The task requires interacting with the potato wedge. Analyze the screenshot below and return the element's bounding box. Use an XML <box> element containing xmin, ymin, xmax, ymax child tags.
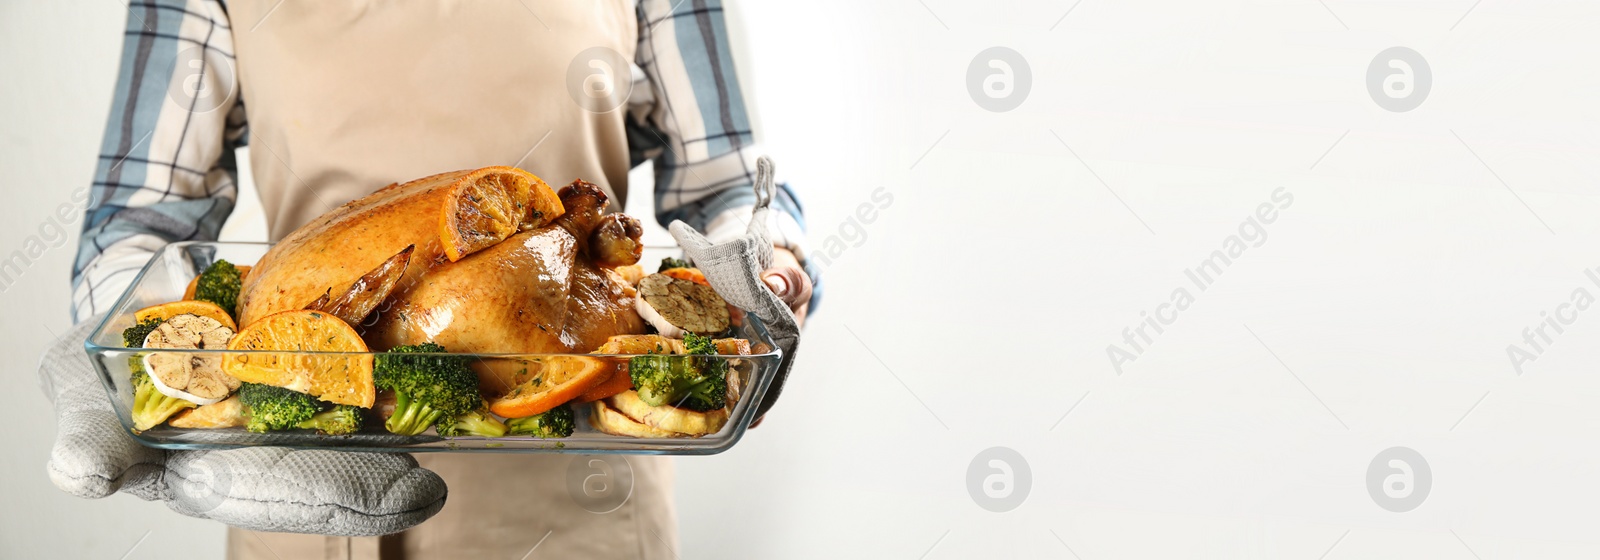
<box><xmin>168</xmin><ymin>394</ymin><xmax>247</xmax><ymax>429</ymax></box>
<box><xmin>589</xmin><ymin>400</ymin><xmax>681</xmax><ymax>438</ymax></box>
<box><xmin>607</xmin><ymin>390</ymin><xmax>727</xmax><ymax>435</ymax></box>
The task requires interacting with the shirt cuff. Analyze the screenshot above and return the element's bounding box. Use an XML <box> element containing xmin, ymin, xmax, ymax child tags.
<box><xmin>71</xmin><ymin>235</ymin><xmax>164</xmax><ymax>322</ymax></box>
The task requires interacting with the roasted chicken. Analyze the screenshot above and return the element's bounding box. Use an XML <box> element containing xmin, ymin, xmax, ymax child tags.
<box><xmin>238</xmin><ymin>168</ymin><xmax>647</xmax><ymax>393</ymax></box>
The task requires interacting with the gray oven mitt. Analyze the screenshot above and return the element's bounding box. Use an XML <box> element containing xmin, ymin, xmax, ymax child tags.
<box><xmin>39</xmin><ymin>316</ymin><xmax>446</xmax><ymax>536</ymax></box>
<box><xmin>669</xmin><ymin>156</ymin><xmax>802</xmax><ymax>420</ymax></box>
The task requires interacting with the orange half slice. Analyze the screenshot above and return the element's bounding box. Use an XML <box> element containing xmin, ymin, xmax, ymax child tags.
<box><xmin>222</xmin><ymin>309</ymin><xmax>375</xmax><ymax>407</ymax></box>
<box><xmin>489</xmin><ymin>356</ymin><xmax>609</xmax><ymax>418</ymax></box>
<box><xmin>438</xmin><ymin>167</ymin><xmax>564</xmax><ymax>262</ymax></box>
<box><xmin>135</xmin><ymin>300</ymin><xmax>237</xmax><ymax>332</ymax></box>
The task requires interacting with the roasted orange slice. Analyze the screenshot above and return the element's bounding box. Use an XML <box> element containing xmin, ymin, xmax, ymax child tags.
<box><xmin>438</xmin><ymin>167</ymin><xmax>564</xmax><ymax>262</ymax></box>
<box><xmin>221</xmin><ymin>309</ymin><xmax>375</xmax><ymax>407</ymax></box>
<box><xmin>660</xmin><ymin>267</ymin><xmax>709</xmax><ymax>287</ymax></box>
<box><xmin>576</xmin><ymin>363</ymin><xmax>633</xmax><ymax>403</ymax></box>
<box><xmin>611</xmin><ymin>264</ymin><xmax>646</xmax><ymax>286</ymax></box>
<box><xmin>135</xmin><ymin>300</ymin><xmax>237</xmax><ymax>332</ymax></box>
<box><xmin>488</xmin><ymin>356</ymin><xmax>609</xmax><ymax>418</ymax></box>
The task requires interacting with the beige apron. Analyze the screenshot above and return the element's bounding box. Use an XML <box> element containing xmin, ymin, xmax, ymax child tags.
<box><xmin>222</xmin><ymin>1</ymin><xmax>676</xmax><ymax>558</ymax></box>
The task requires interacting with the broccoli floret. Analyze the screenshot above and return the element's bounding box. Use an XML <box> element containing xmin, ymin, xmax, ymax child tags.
<box><xmin>124</xmin><ymin>318</ymin><xmax>167</xmax><ymax>390</ymax></box>
<box><xmin>239</xmin><ymin>383</ymin><xmax>363</xmax><ymax>434</ymax></box>
<box><xmin>130</xmin><ymin>368</ymin><xmax>196</xmax><ymax>431</ymax></box>
<box><xmin>239</xmin><ymin>382</ymin><xmax>320</xmax><ymax>433</ymax></box>
<box><xmin>376</xmin><ymin>343</ymin><xmax>483</xmax><ymax>436</ymax></box>
<box><xmin>506</xmin><ymin>405</ymin><xmax>575</xmax><ymax>438</ymax></box>
<box><xmin>297</xmin><ymin>405</ymin><xmax>363</xmax><ymax>435</ymax></box>
<box><xmin>628</xmin><ymin>332</ymin><xmax>727</xmax><ymax>411</ymax></box>
<box><xmin>437</xmin><ymin>407</ymin><xmax>508</xmax><ymax>438</ymax></box>
<box><xmin>658</xmin><ymin>256</ymin><xmax>692</xmax><ymax>272</ymax></box>
<box><xmin>681</xmin><ymin>331</ymin><xmax>718</xmax><ymax>355</ymax></box>
<box><xmin>194</xmin><ymin>259</ymin><xmax>243</xmax><ymax>320</ymax></box>
<box><xmin>127</xmin><ymin>315</ymin><xmax>189</xmax><ymax>434</ymax></box>
<box><xmin>123</xmin><ymin>318</ymin><xmax>164</xmax><ymax>348</ymax></box>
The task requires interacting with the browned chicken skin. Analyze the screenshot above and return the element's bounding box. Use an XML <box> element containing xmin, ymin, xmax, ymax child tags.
<box><xmin>367</xmin><ymin>183</ymin><xmax>644</xmax><ymax>393</ymax></box>
<box><xmin>238</xmin><ymin>169</ymin><xmax>647</xmax><ymax>395</ymax></box>
<box><xmin>590</xmin><ymin>214</ymin><xmax>644</xmax><ymax>268</ymax></box>
<box><xmin>552</xmin><ymin>181</ymin><xmax>645</xmax><ymax>269</ymax></box>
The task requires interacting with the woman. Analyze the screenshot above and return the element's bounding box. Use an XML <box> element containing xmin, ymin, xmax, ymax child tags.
<box><xmin>54</xmin><ymin>0</ymin><xmax>814</xmax><ymax>557</ymax></box>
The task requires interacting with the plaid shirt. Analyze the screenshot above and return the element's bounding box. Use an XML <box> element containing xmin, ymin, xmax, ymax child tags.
<box><xmin>73</xmin><ymin>0</ymin><xmax>813</xmax><ymax>321</ymax></box>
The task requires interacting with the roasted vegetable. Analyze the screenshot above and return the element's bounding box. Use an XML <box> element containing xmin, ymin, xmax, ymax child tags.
<box><xmin>657</xmin><ymin>256</ymin><xmax>691</xmax><ymax>272</ymax></box>
<box><xmin>375</xmin><ymin>343</ymin><xmax>482</xmax><ymax>436</ymax></box>
<box><xmin>595</xmin><ymin>334</ymin><xmax>749</xmax><ymax>356</ymax></box>
<box><xmin>297</xmin><ymin>405</ymin><xmax>364</xmax><ymax>435</ymax></box>
<box><xmin>437</xmin><ymin>407</ymin><xmax>508</xmax><ymax>438</ymax></box>
<box><xmin>506</xmin><ymin>404</ymin><xmax>575</xmax><ymax>438</ymax></box>
<box><xmin>628</xmin><ymin>332</ymin><xmax>727</xmax><ymax>411</ymax></box>
<box><xmin>608</xmin><ymin>389</ymin><xmax>727</xmax><ymax>435</ymax></box>
<box><xmin>194</xmin><ymin>259</ymin><xmax>243</xmax><ymax>320</ymax></box>
<box><xmin>141</xmin><ymin>314</ymin><xmax>238</xmax><ymax>405</ymax></box>
<box><xmin>589</xmin><ymin>399</ymin><xmax>678</xmax><ymax>438</ymax></box>
<box><xmin>123</xmin><ymin>317</ymin><xmax>163</xmax><ymax>348</ymax></box>
<box><xmin>126</xmin><ymin>318</ymin><xmax>195</xmax><ymax>431</ymax></box>
<box><xmin>131</xmin><ymin>368</ymin><xmax>196</xmax><ymax>431</ymax></box>
<box><xmin>239</xmin><ymin>382</ymin><xmax>320</xmax><ymax>432</ymax></box>
<box><xmin>635</xmin><ymin>273</ymin><xmax>730</xmax><ymax>337</ymax></box>
<box><xmin>169</xmin><ymin>395</ymin><xmax>247</xmax><ymax>429</ymax></box>
<box><xmin>238</xmin><ymin>382</ymin><xmax>361</xmax><ymax>435</ymax></box>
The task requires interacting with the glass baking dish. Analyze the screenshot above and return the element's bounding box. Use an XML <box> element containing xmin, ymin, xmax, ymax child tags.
<box><xmin>84</xmin><ymin>241</ymin><xmax>781</xmax><ymax>455</ymax></box>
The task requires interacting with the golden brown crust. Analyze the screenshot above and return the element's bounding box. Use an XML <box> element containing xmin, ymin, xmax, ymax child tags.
<box><xmin>305</xmin><ymin>244</ymin><xmax>414</xmax><ymax>327</ymax></box>
<box><xmin>588</xmin><ymin>214</ymin><xmax>643</xmax><ymax>268</ymax></box>
<box><xmin>365</xmin><ymin>226</ymin><xmax>646</xmax><ymax>394</ymax></box>
<box><xmin>242</xmin><ymin>168</ymin><xmax>645</xmax><ymax>369</ymax></box>
<box><xmin>240</xmin><ymin>167</ymin><xmax>558</xmax><ymax>326</ymax></box>
<box><xmin>240</xmin><ymin>169</ymin><xmax>468</xmax><ymax>327</ymax></box>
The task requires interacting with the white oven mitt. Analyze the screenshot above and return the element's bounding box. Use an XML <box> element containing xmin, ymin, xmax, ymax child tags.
<box><xmin>669</xmin><ymin>156</ymin><xmax>803</xmax><ymax>420</ymax></box>
<box><xmin>39</xmin><ymin>316</ymin><xmax>447</xmax><ymax>536</ymax></box>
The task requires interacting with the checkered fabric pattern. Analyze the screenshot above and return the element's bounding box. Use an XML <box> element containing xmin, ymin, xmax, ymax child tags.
<box><xmin>73</xmin><ymin>0</ymin><xmax>816</xmax><ymax>321</ymax></box>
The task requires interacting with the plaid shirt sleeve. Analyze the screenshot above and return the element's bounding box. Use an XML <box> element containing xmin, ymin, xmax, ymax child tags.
<box><xmin>631</xmin><ymin>0</ymin><xmax>819</xmax><ymax>306</ymax></box>
<box><xmin>72</xmin><ymin>0</ymin><xmax>245</xmax><ymax>322</ymax></box>
<box><xmin>75</xmin><ymin>0</ymin><xmax>810</xmax><ymax>322</ymax></box>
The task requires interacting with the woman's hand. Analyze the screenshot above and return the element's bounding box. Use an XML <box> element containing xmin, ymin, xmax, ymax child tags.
<box><xmin>763</xmin><ymin>247</ymin><xmax>812</xmax><ymax>327</ymax></box>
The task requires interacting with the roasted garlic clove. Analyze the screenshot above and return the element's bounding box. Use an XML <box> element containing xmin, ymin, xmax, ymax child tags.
<box><xmin>634</xmin><ymin>274</ymin><xmax>730</xmax><ymax>338</ymax></box>
<box><xmin>141</xmin><ymin>313</ymin><xmax>239</xmax><ymax>405</ymax></box>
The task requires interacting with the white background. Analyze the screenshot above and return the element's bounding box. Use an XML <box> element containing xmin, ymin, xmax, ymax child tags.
<box><xmin>6</xmin><ymin>0</ymin><xmax>1600</xmax><ymax>558</ymax></box>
